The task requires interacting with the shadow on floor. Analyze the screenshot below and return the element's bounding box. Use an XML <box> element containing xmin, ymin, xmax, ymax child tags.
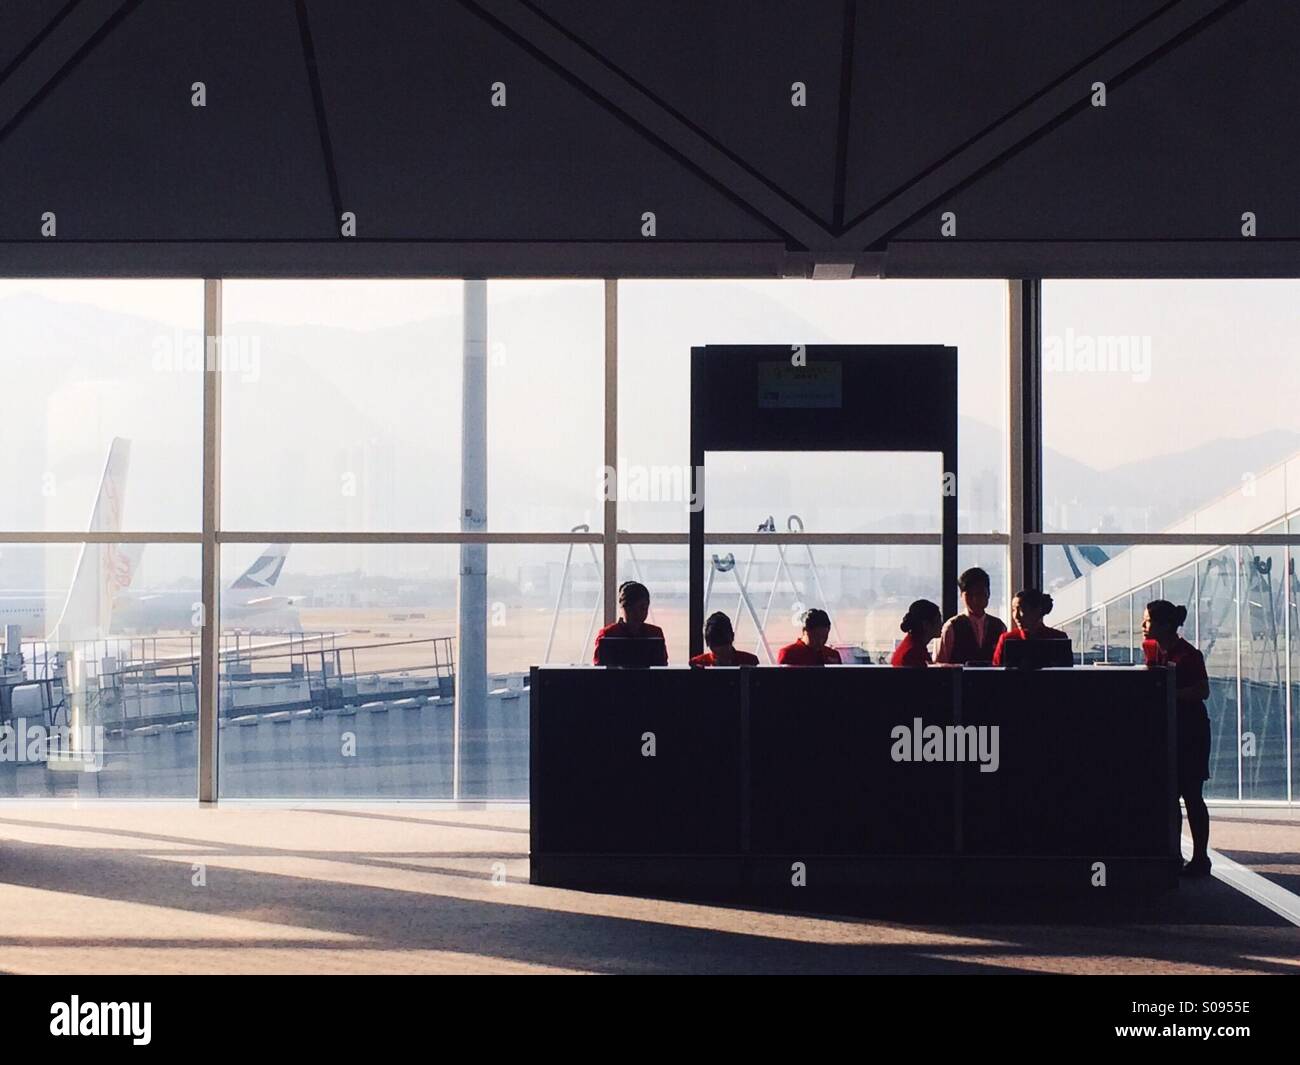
<box><xmin>0</xmin><ymin>814</ymin><xmax>1296</xmax><ymax>974</ymax></box>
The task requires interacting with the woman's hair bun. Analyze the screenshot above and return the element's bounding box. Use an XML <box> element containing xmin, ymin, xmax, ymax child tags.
<box><xmin>900</xmin><ymin>599</ymin><xmax>940</xmax><ymax>634</ymax></box>
<box><xmin>1144</xmin><ymin>599</ymin><xmax>1188</xmax><ymax>631</ymax></box>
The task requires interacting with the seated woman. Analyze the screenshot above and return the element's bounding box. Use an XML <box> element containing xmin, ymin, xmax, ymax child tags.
<box><xmin>991</xmin><ymin>589</ymin><xmax>1068</xmax><ymax>665</ymax></box>
<box><xmin>776</xmin><ymin>608</ymin><xmax>841</xmax><ymax>666</ymax></box>
<box><xmin>1141</xmin><ymin>599</ymin><xmax>1213</xmax><ymax>877</ymax></box>
<box><xmin>890</xmin><ymin>599</ymin><xmax>942</xmax><ymax>667</ymax></box>
<box><xmin>592</xmin><ymin>580</ymin><xmax>668</xmax><ymax>665</ymax></box>
<box><xmin>689</xmin><ymin>612</ymin><xmax>759</xmax><ymax>667</ymax></box>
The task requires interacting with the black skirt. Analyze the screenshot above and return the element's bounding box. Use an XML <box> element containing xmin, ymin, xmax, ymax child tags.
<box><xmin>1177</xmin><ymin>706</ymin><xmax>1211</xmax><ymax>786</ymax></box>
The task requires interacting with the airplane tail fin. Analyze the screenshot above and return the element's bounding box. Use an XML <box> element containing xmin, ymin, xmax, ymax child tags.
<box><xmin>230</xmin><ymin>543</ymin><xmax>290</xmax><ymax>590</ymax></box>
<box><xmin>1062</xmin><ymin>544</ymin><xmax>1111</xmax><ymax>581</ymax></box>
<box><xmin>48</xmin><ymin>438</ymin><xmax>132</xmax><ymax>642</ymax></box>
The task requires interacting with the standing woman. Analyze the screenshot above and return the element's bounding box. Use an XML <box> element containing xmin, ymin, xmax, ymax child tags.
<box><xmin>992</xmin><ymin>589</ymin><xmax>1068</xmax><ymax>665</ymax></box>
<box><xmin>935</xmin><ymin>566</ymin><xmax>1007</xmax><ymax>664</ymax></box>
<box><xmin>1142</xmin><ymin>599</ymin><xmax>1212</xmax><ymax>877</ymax></box>
<box><xmin>891</xmin><ymin>599</ymin><xmax>942</xmax><ymax>667</ymax></box>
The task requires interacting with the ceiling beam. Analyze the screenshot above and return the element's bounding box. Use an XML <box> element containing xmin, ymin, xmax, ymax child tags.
<box><xmin>0</xmin><ymin>0</ymin><xmax>143</xmax><ymax>149</ymax></box>
<box><xmin>831</xmin><ymin>0</ymin><xmax>1244</xmax><ymax>252</ymax></box>
<box><xmin>461</xmin><ymin>0</ymin><xmax>832</xmax><ymax>250</ymax></box>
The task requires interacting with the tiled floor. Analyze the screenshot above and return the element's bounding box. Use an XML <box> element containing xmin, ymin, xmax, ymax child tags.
<box><xmin>1206</xmin><ymin>806</ymin><xmax>1300</xmax><ymax>897</ymax></box>
<box><xmin>0</xmin><ymin>803</ymin><xmax>1296</xmax><ymax>974</ymax></box>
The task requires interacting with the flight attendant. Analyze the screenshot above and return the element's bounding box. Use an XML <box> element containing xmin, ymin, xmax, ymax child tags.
<box><xmin>777</xmin><ymin>608</ymin><xmax>841</xmax><ymax>665</ymax></box>
<box><xmin>689</xmin><ymin>612</ymin><xmax>759</xmax><ymax>667</ymax></box>
<box><xmin>991</xmin><ymin>589</ymin><xmax>1068</xmax><ymax>665</ymax></box>
<box><xmin>592</xmin><ymin>580</ymin><xmax>668</xmax><ymax>665</ymax></box>
<box><xmin>1142</xmin><ymin>599</ymin><xmax>1212</xmax><ymax>877</ymax></box>
<box><xmin>935</xmin><ymin>566</ymin><xmax>1007</xmax><ymax>664</ymax></box>
<box><xmin>891</xmin><ymin>599</ymin><xmax>942</xmax><ymax>667</ymax></box>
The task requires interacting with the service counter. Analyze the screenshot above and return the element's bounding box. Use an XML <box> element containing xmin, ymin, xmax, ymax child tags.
<box><xmin>530</xmin><ymin>664</ymin><xmax>1179</xmax><ymax>901</ymax></box>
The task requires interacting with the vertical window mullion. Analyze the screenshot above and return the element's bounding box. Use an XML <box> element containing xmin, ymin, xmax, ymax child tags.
<box><xmin>199</xmin><ymin>279</ymin><xmax>222</xmax><ymax>804</ymax></box>
<box><xmin>1008</xmin><ymin>281</ymin><xmax>1024</xmax><ymax>601</ymax></box>
<box><xmin>1022</xmin><ymin>279</ymin><xmax>1043</xmax><ymax>593</ymax></box>
<box><xmin>1236</xmin><ymin>545</ymin><xmax>1243</xmax><ymax>800</ymax></box>
<box><xmin>604</xmin><ymin>279</ymin><xmax>618</xmax><ymax>627</ymax></box>
<box><xmin>1286</xmin><ymin>544</ymin><xmax>1293</xmax><ymax>804</ymax></box>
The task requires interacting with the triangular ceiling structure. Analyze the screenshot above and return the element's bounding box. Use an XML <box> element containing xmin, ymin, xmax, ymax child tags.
<box><xmin>0</xmin><ymin>0</ymin><xmax>1291</xmax><ymax>274</ymax></box>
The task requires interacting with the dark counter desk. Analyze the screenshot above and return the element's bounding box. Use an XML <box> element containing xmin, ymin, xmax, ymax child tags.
<box><xmin>530</xmin><ymin>665</ymin><xmax>1179</xmax><ymax>902</ymax></box>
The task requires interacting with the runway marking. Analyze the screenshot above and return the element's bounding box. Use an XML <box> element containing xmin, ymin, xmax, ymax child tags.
<box><xmin>1183</xmin><ymin>836</ymin><xmax>1300</xmax><ymax>928</ymax></box>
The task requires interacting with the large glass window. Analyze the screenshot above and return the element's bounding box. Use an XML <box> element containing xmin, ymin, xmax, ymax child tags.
<box><xmin>484</xmin><ymin>282</ymin><xmax>604</xmax><ymax>532</ymax></box>
<box><xmin>9</xmin><ymin>275</ymin><xmax>1293</xmax><ymax>805</ymax></box>
<box><xmin>1043</xmin><ymin>280</ymin><xmax>1300</xmax><ymax>802</ymax></box>
<box><xmin>0</xmin><ymin>541</ymin><xmax>200</xmax><ymax>798</ymax></box>
<box><xmin>619</xmin><ymin>280</ymin><xmax>1009</xmax><ymax>535</ymax></box>
<box><xmin>217</xmin><ymin>543</ymin><xmax>459</xmax><ymax>799</ymax></box>
<box><xmin>1043</xmin><ymin>280</ymin><xmax>1300</xmax><ymax>540</ymax></box>
<box><xmin>1241</xmin><ymin>543</ymin><xmax>1288</xmax><ymax>800</ymax></box>
<box><xmin>220</xmin><ymin>280</ymin><xmax>604</xmax><ymax>533</ymax></box>
<box><xmin>1291</xmin><ymin>546</ymin><xmax>1300</xmax><ymax>802</ymax></box>
<box><xmin>0</xmin><ymin>280</ymin><xmax>203</xmax><ymax>531</ymax></box>
<box><xmin>704</xmin><ymin>452</ymin><xmax>945</xmax><ymax>534</ymax></box>
<box><xmin>220</xmin><ymin>280</ymin><xmax>464</xmax><ymax>532</ymax></box>
<box><xmin>617</xmin><ymin>543</ymin><xmax>943</xmax><ymax>667</ymax></box>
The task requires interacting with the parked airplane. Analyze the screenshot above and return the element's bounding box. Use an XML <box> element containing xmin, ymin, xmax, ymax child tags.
<box><xmin>0</xmin><ymin>439</ymin><xmax>299</xmax><ymax>641</ymax></box>
<box><xmin>111</xmin><ymin>543</ymin><xmax>301</xmax><ymax>635</ymax></box>
<box><xmin>0</xmin><ymin>438</ymin><xmax>133</xmax><ymax>641</ymax></box>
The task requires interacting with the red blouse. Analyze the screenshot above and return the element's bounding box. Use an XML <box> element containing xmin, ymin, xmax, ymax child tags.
<box><xmin>592</xmin><ymin>620</ymin><xmax>667</xmax><ymax>665</ymax></box>
<box><xmin>890</xmin><ymin>632</ymin><xmax>932</xmax><ymax>668</ymax></box>
<box><xmin>1142</xmin><ymin>636</ymin><xmax>1209</xmax><ymax>714</ymax></box>
<box><xmin>689</xmin><ymin>649</ymin><xmax>760</xmax><ymax>667</ymax></box>
<box><xmin>991</xmin><ymin>625</ymin><xmax>1069</xmax><ymax>666</ymax></box>
<box><xmin>776</xmin><ymin>640</ymin><xmax>842</xmax><ymax>666</ymax></box>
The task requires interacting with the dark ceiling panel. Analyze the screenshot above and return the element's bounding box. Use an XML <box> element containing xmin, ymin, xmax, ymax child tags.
<box><xmin>535</xmin><ymin>0</ymin><xmax>846</xmax><ymax>227</ymax></box>
<box><xmin>307</xmin><ymin>0</ymin><xmax>787</xmax><ymax>241</ymax></box>
<box><xmin>0</xmin><ymin>0</ymin><xmax>71</xmax><ymax>78</ymax></box>
<box><xmin>0</xmin><ymin>0</ymin><xmax>1293</xmax><ymax>275</ymax></box>
<box><xmin>0</xmin><ymin>0</ymin><xmax>334</xmax><ymax>240</ymax></box>
<box><xmin>890</xmin><ymin>0</ymin><xmax>1299</xmax><ymax>242</ymax></box>
<box><xmin>845</xmin><ymin>0</ymin><xmax>1170</xmax><ymax>224</ymax></box>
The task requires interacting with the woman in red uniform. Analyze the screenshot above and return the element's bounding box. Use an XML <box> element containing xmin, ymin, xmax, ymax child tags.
<box><xmin>890</xmin><ymin>599</ymin><xmax>942</xmax><ymax>667</ymax></box>
<box><xmin>992</xmin><ymin>589</ymin><xmax>1068</xmax><ymax>665</ymax></box>
<box><xmin>776</xmin><ymin>608</ymin><xmax>841</xmax><ymax>665</ymax></box>
<box><xmin>689</xmin><ymin>612</ymin><xmax>759</xmax><ymax>667</ymax></box>
<box><xmin>592</xmin><ymin>580</ymin><xmax>667</xmax><ymax>665</ymax></box>
<box><xmin>1142</xmin><ymin>599</ymin><xmax>1212</xmax><ymax>877</ymax></box>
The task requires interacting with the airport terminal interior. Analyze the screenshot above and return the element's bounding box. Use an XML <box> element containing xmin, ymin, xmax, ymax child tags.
<box><xmin>1</xmin><ymin>1</ymin><xmax>1299</xmax><ymax>977</ymax></box>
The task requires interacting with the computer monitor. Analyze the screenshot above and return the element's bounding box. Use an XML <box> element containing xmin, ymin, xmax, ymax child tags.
<box><xmin>595</xmin><ymin>636</ymin><xmax>669</xmax><ymax>668</ymax></box>
<box><xmin>1001</xmin><ymin>637</ymin><xmax>1073</xmax><ymax>670</ymax></box>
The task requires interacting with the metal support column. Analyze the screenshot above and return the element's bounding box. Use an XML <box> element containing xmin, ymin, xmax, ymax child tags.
<box><xmin>199</xmin><ymin>279</ymin><xmax>222</xmax><ymax>803</ymax></box>
<box><xmin>603</xmin><ymin>280</ymin><xmax>619</xmax><ymax>627</ymax></box>
<box><xmin>456</xmin><ymin>280</ymin><xmax>488</xmax><ymax>800</ymax></box>
<box><xmin>1011</xmin><ymin>279</ymin><xmax>1043</xmax><ymax>596</ymax></box>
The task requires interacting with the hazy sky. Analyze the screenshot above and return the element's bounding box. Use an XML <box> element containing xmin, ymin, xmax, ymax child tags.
<box><xmin>2</xmin><ymin>276</ymin><xmax>1297</xmax><ymax>592</ymax></box>
<box><xmin>1042</xmin><ymin>278</ymin><xmax>1300</xmax><ymax>470</ymax></box>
